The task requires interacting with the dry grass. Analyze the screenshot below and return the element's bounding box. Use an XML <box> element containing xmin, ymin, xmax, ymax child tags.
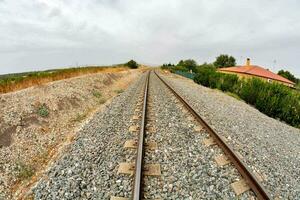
<box><xmin>0</xmin><ymin>66</ymin><xmax>127</xmax><ymax>94</ymax></box>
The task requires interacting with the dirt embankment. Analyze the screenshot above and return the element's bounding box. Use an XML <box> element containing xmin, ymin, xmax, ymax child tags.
<box><xmin>0</xmin><ymin>69</ymin><xmax>142</xmax><ymax>199</ymax></box>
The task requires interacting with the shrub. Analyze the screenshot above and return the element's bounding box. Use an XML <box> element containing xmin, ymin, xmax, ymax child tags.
<box><xmin>238</xmin><ymin>78</ymin><xmax>264</xmax><ymax>105</ymax></box>
<box><xmin>193</xmin><ymin>66</ymin><xmax>216</xmax><ymax>87</ymax></box>
<box><xmin>170</xmin><ymin>65</ymin><xmax>189</xmax><ymax>73</ymax></box>
<box><xmin>37</xmin><ymin>104</ymin><xmax>49</xmax><ymax>117</ymax></box>
<box><xmin>72</xmin><ymin>113</ymin><xmax>87</xmax><ymax>122</ymax></box>
<box><xmin>15</xmin><ymin>161</ymin><xmax>35</xmax><ymax>180</ymax></box>
<box><xmin>219</xmin><ymin>74</ymin><xmax>239</xmax><ymax>92</ymax></box>
<box><xmin>92</xmin><ymin>90</ymin><xmax>102</xmax><ymax>98</ymax></box>
<box><xmin>126</xmin><ymin>60</ymin><xmax>138</xmax><ymax>69</ymax></box>
<box><xmin>114</xmin><ymin>89</ymin><xmax>124</xmax><ymax>94</ymax></box>
<box><xmin>98</xmin><ymin>98</ymin><xmax>106</xmax><ymax>104</ymax></box>
<box><xmin>177</xmin><ymin>59</ymin><xmax>197</xmax><ymax>72</ymax></box>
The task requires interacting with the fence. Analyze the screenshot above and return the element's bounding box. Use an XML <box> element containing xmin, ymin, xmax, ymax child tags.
<box><xmin>174</xmin><ymin>70</ymin><xmax>195</xmax><ymax>80</ymax></box>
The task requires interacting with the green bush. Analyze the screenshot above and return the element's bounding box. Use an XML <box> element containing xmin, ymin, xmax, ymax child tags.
<box><xmin>15</xmin><ymin>161</ymin><xmax>35</xmax><ymax>180</ymax></box>
<box><xmin>37</xmin><ymin>104</ymin><xmax>49</xmax><ymax>117</ymax></box>
<box><xmin>219</xmin><ymin>74</ymin><xmax>239</xmax><ymax>92</ymax></box>
<box><xmin>170</xmin><ymin>65</ymin><xmax>189</xmax><ymax>73</ymax></box>
<box><xmin>126</xmin><ymin>60</ymin><xmax>138</xmax><ymax>69</ymax></box>
<box><xmin>92</xmin><ymin>90</ymin><xmax>102</xmax><ymax>98</ymax></box>
<box><xmin>238</xmin><ymin>78</ymin><xmax>264</xmax><ymax>105</ymax></box>
<box><xmin>114</xmin><ymin>89</ymin><xmax>124</xmax><ymax>94</ymax></box>
<box><xmin>193</xmin><ymin>66</ymin><xmax>216</xmax><ymax>87</ymax></box>
<box><xmin>177</xmin><ymin>59</ymin><xmax>197</xmax><ymax>72</ymax></box>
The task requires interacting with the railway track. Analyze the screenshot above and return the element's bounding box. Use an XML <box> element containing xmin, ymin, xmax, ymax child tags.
<box><xmin>113</xmin><ymin>70</ymin><xmax>271</xmax><ymax>200</ymax></box>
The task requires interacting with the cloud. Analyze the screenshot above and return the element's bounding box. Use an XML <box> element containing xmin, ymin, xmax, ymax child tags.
<box><xmin>0</xmin><ymin>0</ymin><xmax>300</xmax><ymax>77</ymax></box>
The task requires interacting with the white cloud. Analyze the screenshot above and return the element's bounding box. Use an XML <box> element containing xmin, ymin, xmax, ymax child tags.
<box><xmin>0</xmin><ymin>0</ymin><xmax>300</xmax><ymax>76</ymax></box>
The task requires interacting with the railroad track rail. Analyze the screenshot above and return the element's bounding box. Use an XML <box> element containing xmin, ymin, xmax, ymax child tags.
<box><xmin>112</xmin><ymin>71</ymin><xmax>161</xmax><ymax>200</ymax></box>
<box><xmin>154</xmin><ymin>70</ymin><xmax>271</xmax><ymax>200</ymax></box>
<box><xmin>132</xmin><ymin>70</ymin><xmax>149</xmax><ymax>199</ymax></box>
<box><xmin>112</xmin><ymin>70</ymin><xmax>271</xmax><ymax>200</ymax></box>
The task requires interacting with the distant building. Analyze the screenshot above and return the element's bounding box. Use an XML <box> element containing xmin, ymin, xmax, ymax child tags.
<box><xmin>218</xmin><ymin>58</ymin><xmax>295</xmax><ymax>88</ymax></box>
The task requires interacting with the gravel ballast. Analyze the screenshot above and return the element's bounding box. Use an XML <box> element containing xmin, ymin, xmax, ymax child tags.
<box><xmin>159</xmin><ymin>71</ymin><xmax>300</xmax><ymax>199</ymax></box>
<box><xmin>31</xmin><ymin>71</ymin><xmax>256</xmax><ymax>200</ymax></box>
<box><xmin>142</xmin><ymin>73</ymin><xmax>255</xmax><ymax>199</ymax></box>
<box><xmin>26</xmin><ymin>70</ymin><xmax>300</xmax><ymax>199</ymax></box>
<box><xmin>32</xmin><ymin>73</ymin><xmax>148</xmax><ymax>199</ymax></box>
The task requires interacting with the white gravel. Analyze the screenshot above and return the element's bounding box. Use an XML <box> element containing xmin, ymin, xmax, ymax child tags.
<box><xmin>159</xmin><ymin>71</ymin><xmax>300</xmax><ymax>199</ymax></box>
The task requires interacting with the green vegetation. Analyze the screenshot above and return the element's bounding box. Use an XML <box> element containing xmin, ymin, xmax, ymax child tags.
<box><xmin>37</xmin><ymin>104</ymin><xmax>49</xmax><ymax>117</ymax></box>
<box><xmin>296</xmin><ymin>82</ymin><xmax>300</xmax><ymax>90</ymax></box>
<box><xmin>114</xmin><ymin>89</ymin><xmax>124</xmax><ymax>94</ymax></box>
<box><xmin>161</xmin><ymin>59</ymin><xmax>198</xmax><ymax>73</ymax></box>
<box><xmin>193</xmin><ymin>67</ymin><xmax>300</xmax><ymax>127</ymax></box>
<box><xmin>161</xmin><ymin>54</ymin><xmax>235</xmax><ymax>73</ymax></box>
<box><xmin>15</xmin><ymin>161</ymin><xmax>35</xmax><ymax>180</ymax></box>
<box><xmin>72</xmin><ymin>112</ymin><xmax>88</xmax><ymax>122</ymax></box>
<box><xmin>177</xmin><ymin>59</ymin><xmax>198</xmax><ymax>72</ymax></box>
<box><xmin>277</xmin><ymin>69</ymin><xmax>298</xmax><ymax>83</ymax></box>
<box><xmin>92</xmin><ymin>90</ymin><xmax>102</xmax><ymax>98</ymax></box>
<box><xmin>213</xmin><ymin>54</ymin><xmax>236</xmax><ymax>68</ymax></box>
<box><xmin>225</xmin><ymin>92</ymin><xmax>241</xmax><ymax>100</ymax></box>
<box><xmin>98</xmin><ymin>98</ymin><xmax>106</xmax><ymax>104</ymax></box>
<box><xmin>126</xmin><ymin>60</ymin><xmax>139</xmax><ymax>69</ymax></box>
<box><xmin>277</xmin><ymin>69</ymin><xmax>300</xmax><ymax>91</ymax></box>
<box><xmin>92</xmin><ymin>90</ymin><xmax>106</xmax><ymax>104</ymax></box>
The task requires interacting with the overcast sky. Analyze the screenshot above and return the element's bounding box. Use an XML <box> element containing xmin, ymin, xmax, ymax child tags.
<box><xmin>0</xmin><ymin>0</ymin><xmax>300</xmax><ymax>77</ymax></box>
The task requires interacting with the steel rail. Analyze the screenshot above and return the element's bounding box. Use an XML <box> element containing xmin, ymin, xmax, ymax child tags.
<box><xmin>132</xmin><ymin>71</ymin><xmax>150</xmax><ymax>200</ymax></box>
<box><xmin>154</xmin><ymin>71</ymin><xmax>271</xmax><ymax>200</ymax></box>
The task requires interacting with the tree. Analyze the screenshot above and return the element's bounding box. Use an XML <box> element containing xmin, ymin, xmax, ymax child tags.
<box><xmin>277</xmin><ymin>70</ymin><xmax>297</xmax><ymax>83</ymax></box>
<box><xmin>177</xmin><ymin>60</ymin><xmax>184</xmax><ymax>66</ymax></box>
<box><xmin>195</xmin><ymin>62</ymin><xmax>215</xmax><ymax>73</ymax></box>
<box><xmin>126</xmin><ymin>60</ymin><xmax>138</xmax><ymax>69</ymax></box>
<box><xmin>177</xmin><ymin>59</ymin><xmax>197</xmax><ymax>72</ymax></box>
<box><xmin>213</xmin><ymin>54</ymin><xmax>236</xmax><ymax>68</ymax></box>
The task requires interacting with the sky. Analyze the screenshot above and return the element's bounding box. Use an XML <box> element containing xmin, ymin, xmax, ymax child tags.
<box><xmin>0</xmin><ymin>0</ymin><xmax>300</xmax><ymax>77</ymax></box>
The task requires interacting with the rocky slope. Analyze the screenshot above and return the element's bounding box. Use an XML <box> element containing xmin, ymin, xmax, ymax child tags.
<box><xmin>0</xmin><ymin>69</ymin><xmax>142</xmax><ymax>199</ymax></box>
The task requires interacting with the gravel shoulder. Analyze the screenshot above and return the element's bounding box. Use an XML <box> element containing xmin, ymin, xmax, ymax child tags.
<box><xmin>31</xmin><ymin>73</ymin><xmax>147</xmax><ymax>199</ymax></box>
<box><xmin>0</xmin><ymin>69</ymin><xmax>142</xmax><ymax>200</ymax></box>
<box><xmin>159</xmin><ymin>71</ymin><xmax>300</xmax><ymax>199</ymax></box>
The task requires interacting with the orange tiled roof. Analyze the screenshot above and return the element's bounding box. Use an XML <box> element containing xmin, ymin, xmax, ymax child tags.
<box><xmin>219</xmin><ymin>65</ymin><xmax>295</xmax><ymax>85</ymax></box>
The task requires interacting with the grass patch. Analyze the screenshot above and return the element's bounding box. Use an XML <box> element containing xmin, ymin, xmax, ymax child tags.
<box><xmin>15</xmin><ymin>161</ymin><xmax>35</xmax><ymax>180</ymax></box>
<box><xmin>225</xmin><ymin>92</ymin><xmax>242</xmax><ymax>100</ymax></box>
<box><xmin>98</xmin><ymin>98</ymin><xmax>106</xmax><ymax>104</ymax></box>
<box><xmin>114</xmin><ymin>89</ymin><xmax>124</xmax><ymax>94</ymax></box>
<box><xmin>92</xmin><ymin>90</ymin><xmax>102</xmax><ymax>98</ymax></box>
<box><xmin>72</xmin><ymin>112</ymin><xmax>88</xmax><ymax>122</ymax></box>
<box><xmin>37</xmin><ymin>104</ymin><xmax>49</xmax><ymax>117</ymax></box>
